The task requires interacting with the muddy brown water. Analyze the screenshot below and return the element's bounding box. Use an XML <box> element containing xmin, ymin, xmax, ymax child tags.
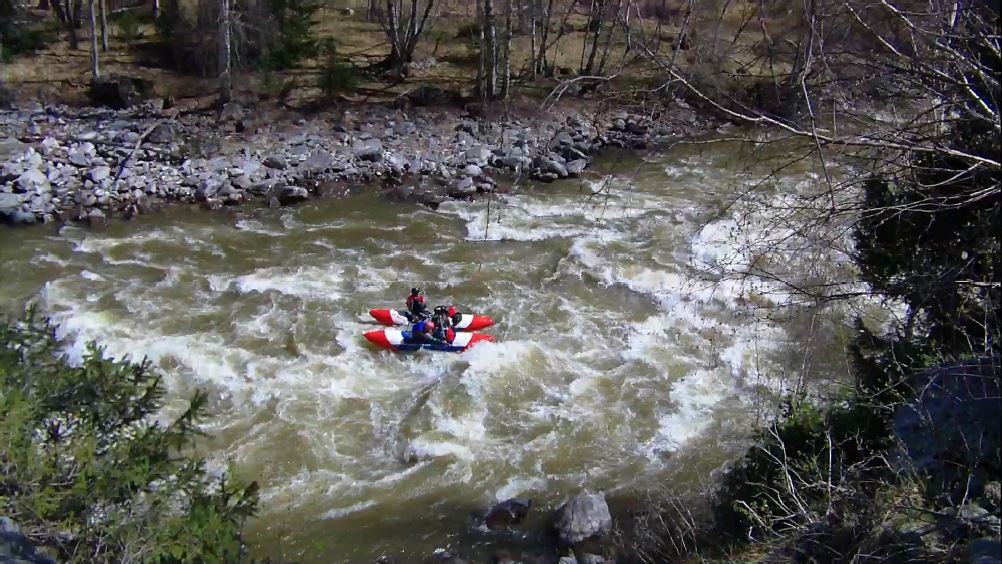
<box><xmin>0</xmin><ymin>140</ymin><xmax>861</xmax><ymax>561</ymax></box>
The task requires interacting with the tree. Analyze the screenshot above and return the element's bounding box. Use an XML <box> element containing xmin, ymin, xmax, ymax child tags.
<box><xmin>218</xmin><ymin>0</ymin><xmax>231</xmax><ymax>103</ymax></box>
<box><xmin>0</xmin><ymin>311</ymin><xmax>258</xmax><ymax>561</ymax></box>
<box><xmin>98</xmin><ymin>0</ymin><xmax>106</xmax><ymax>51</ymax></box>
<box><xmin>88</xmin><ymin>0</ymin><xmax>98</xmax><ymax>77</ymax></box>
<box><xmin>379</xmin><ymin>0</ymin><xmax>436</xmax><ymax>71</ymax></box>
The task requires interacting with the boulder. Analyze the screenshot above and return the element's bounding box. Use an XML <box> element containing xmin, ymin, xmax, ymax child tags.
<box><xmin>465</xmin><ymin>146</ymin><xmax>492</xmax><ymax>166</ymax></box>
<box><xmin>16</xmin><ymin>168</ymin><xmax>49</xmax><ymax>192</ymax></box>
<box><xmin>353</xmin><ymin>139</ymin><xmax>383</xmax><ymax>162</ymax></box>
<box><xmin>276</xmin><ymin>185</ymin><xmax>309</xmax><ymax>205</ymax></box>
<box><xmin>300</xmin><ymin>149</ymin><xmax>336</xmax><ymax>173</ymax></box>
<box><xmin>499</xmin><ymin>155</ymin><xmax>532</xmax><ymax>170</ymax></box>
<box><xmin>89</xmin><ymin>166</ymin><xmax>112</xmax><ymax>183</ymax></box>
<box><xmin>68</xmin><ymin>144</ymin><xmax>93</xmax><ymax>167</ymax></box>
<box><xmin>895</xmin><ymin>357</ymin><xmax>1000</xmax><ymax>500</ymax></box>
<box><xmin>566</xmin><ymin>159</ymin><xmax>588</xmax><ymax>176</ymax></box>
<box><xmin>86</xmin><ymin>208</ymin><xmax>107</xmax><ymax>229</ymax></box>
<box><xmin>263</xmin><ymin>154</ymin><xmax>288</xmax><ymax>170</ymax></box>
<box><xmin>554</xmin><ymin>492</ymin><xmax>612</xmax><ymax>545</ymax></box>
<box><xmin>485</xmin><ymin>498</ymin><xmax>533</xmax><ymax>529</ymax></box>
<box><xmin>448</xmin><ymin>176</ymin><xmax>476</xmax><ymax>198</ymax></box>
<box><xmin>463</xmin><ymin>164</ymin><xmax>483</xmax><ymax>177</ymax></box>
<box><xmin>0</xmin><ymin>516</ymin><xmax>56</xmax><ymax>564</ymax></box>
<box><xmin>0</xmin><ymin>137</ymin><xmax>27</xmax><ymax>159</ymax></box>
<box><xmin>9</xmin><ymin>209</ymin><xmax>36</xmax><ymax>225</ymax></box>
<box><xmin>88</xmin><ymin>75</ymin><xmax>154</xmax><ymax>109</ymax></box>
<box><xmin>544</xmin><ymin>159</ymin><xmax>569</xmax><ymax>178</ymax></box>
<box><xmin>147</xmin><ymin>122</ymin><xmax>177</xmax><ymax>144</ymax></box>
<box><xmin>0</xmin><ymin>192</ymin><xmax>23</xmax><ymax>216</ymax></box>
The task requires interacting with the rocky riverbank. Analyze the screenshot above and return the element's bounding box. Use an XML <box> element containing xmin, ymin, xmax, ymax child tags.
<box><xmin>0</xmin><ymin>96</ymin><xmax>708</xmax><ymax>227</ymax></box>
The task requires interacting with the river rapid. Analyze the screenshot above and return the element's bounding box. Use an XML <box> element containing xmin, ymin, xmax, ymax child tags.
<box><xmin>0</xmin><ymin>139</ymin><xmax>859</xmax><ymax>561</ymax></box>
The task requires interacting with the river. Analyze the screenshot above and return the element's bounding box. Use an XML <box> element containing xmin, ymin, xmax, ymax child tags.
<box><xmin>0</xmin><ymin>138</ymin><xmax>859</xmax><ymax>562</ymax></box>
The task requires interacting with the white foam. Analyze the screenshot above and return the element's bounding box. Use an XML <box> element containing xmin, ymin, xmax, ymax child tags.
<box><xmin>648</xmin><ymin>367</ymin><xmax>729</xmax><ymax>454</ymax></box>
<box><xmin>231</xmin><ymin>266</ymin><xmax>343</xmax><ymax>300</ymax></box>
<box><xmin>321</xmin><ymin>500</ymin><xmax>377</xmax><ymax>520</ymax></box>
<box><xmin>495</xmin><ymin>476</ymin><xmax>548</xmax><ymax>501</ymax></box>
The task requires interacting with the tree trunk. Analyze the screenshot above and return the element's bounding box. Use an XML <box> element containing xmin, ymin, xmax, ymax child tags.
<box><xmin>88</xmin><ymin>0</ymin><xmax>99</xmax><ymax>78</ymax></box>
<box><xmin>99</xmin><ymin>0</ymin><xmax>108</xmax><ymax>51</ymax></box>
<box><xmin>385</xmin><ymin>0</ymin><xmax>402</xmax><ymax>66</ymax></box>
<box><xmin>38</xmin><ymin>0</ymin><xmax>50</xmax><ymax>10</ymax></box>
<box><xmin>476</xmin><ymin>0</ymin><xmax>485</xmax><ymax>96</ymax></box>
<box><xmin>153</xmin><ymin>0</ymin><xmax>160</xmax><ymax>20</ymax></box>
<box><xmin>501</xmin><ymin>0</ymin><xmax>512</xmax><ymax>99</ymax></box>
<box><xmin>218</xmin><ymin>0</ymin><xmax>231</xmax><ymax>103</ymax></box>
<box><xmin>484</xmin><ymin>0</ymin><xmax>496</xmax><ymax>99</ymax></box>
<box><xmin>529</xmin><ymin>0</ymin><xmax>537</xmax><ymax>79</ymax></box>
<box><xmin>595</xmin><ymin>0</ymin><xmax>619</xmax><ymax>75</ymax></box>
<box><xmin>535</xmin><ymin>0</ymin><xmax>555</xmax><ymax>74</ymax></box>
<box><xmin>64</xmin><ymin>0</ymin><xmax>79</xmax><ymax>49</ymax></box>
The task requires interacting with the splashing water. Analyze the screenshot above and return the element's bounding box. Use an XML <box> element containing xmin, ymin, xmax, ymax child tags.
<box><xmin>0</xmin><ymin>142</ymin><xmax>859</xmax><ymax>561</ymax></box>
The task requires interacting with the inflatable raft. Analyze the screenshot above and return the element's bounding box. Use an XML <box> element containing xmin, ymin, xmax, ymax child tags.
<box><xmin>368</xmin><ymin>308</ymin><xmax>494</xmax><ymax>331</ymax></box>
<box><xmin>363</xmin><ymin>328</ymin><xmax>493</xmax><ymax>352</ymax></box>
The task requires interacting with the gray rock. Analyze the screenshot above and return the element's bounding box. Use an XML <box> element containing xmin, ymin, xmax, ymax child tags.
<box><xmin>0</xmin><ymin>192</ymin><xmax>22</xmax><ymax>214</ymax></box>
<box><xmin>499</xmin><ymin>155</ymin><xmax>531</xmax><ymax>170</ymax></box>
<box><xmin>544</xmin><ymin>159</ymin><xmax>569</xmax><ymax>178</ymax></box>
<box><xmin>207</xmin><ymin>156</ymin><xmax>231</xmax><ymax>172</ymax></box>
<box><xmin>558</xmin><ymin>558</ymin><xmax>578</xmax><ymax>564</ymax></box>
<box><xmin>353</xmin><ymin>139</ymin><xmax>383</xmax><ymax>162</ymax></box>
<box><xmin>232</xmin><ymin>174</ymin><xmax>254</xmax><ymax>190</ymax></box>
<box><xmin>16</xmin><ymin>168</ymin><xmax>49</xmax><ymax>192</ymax></box>
<box><xmin>485</xmin><ymin>498</ymin><xmax>532</xmax><ymax>529</ymax></box>
<box><xmin>301</xmin><ymin>149</ymin><xmax>336</xmax><ymax>173</ymax></box>
<box><xmin>276</xmin><ymin>185</ymin><xmax>309</xmax><ymax>205</ymax></box>
<box><xmin>566</xmin><ymin>159</ymin><xmax>588</xmax><ymax>175</ymax></box>
<box><xmin>449</xmin><ymin>176</ymin><xmax>475</xmax><ymax>197</ymax></box>
<box><xmin>68</xmin><ymin>145</ymin><xmax>93</xmax><ymax>166</ymax></box>
<box><xmin>576</xmin><ymin>553</ymin><xmax>606</xmax><ymax>564</ymax></box>
<box><xmin>196</xmin><ymin>178</ymin><xmax>225</xmax><ymax>199</ymax></box>
<box><xmin>86</xmin><ymin>208</ymin><xmax>106</xmax><ymax>228</ymax></box>
<box><xmin>554</xmin><ymin>492</ymin><xmax>612</xmax><ymax>545</ymax></box>
<box><xmin>89</xmin><ymin>166</ymin><xmax>111</xmax><ymax>182</ymax></box>
<box><xmin>0</xmin><ymin>516</ymin><xmax>57</xmax><ymax>563</ymax></box>
<box><xmin>465</xmin><ymin>146</ymin><xmax>492</xmax><ymax>165</ymax></box>
<box><xmin>968</xmin><ymin>539</ymin><xmax>1001</xmax><ymax>564</ymax></box>
<box><xmin>895</xmin><ymin>357</ymin><xmax>1000</xmax><ymax>493</ymax></box>
<box><xmin>9</xmin><ymin>209</ymin><xmax>36</xmax><ymax>225</ymax></box>
<box><xmin>626</xmin><ymin>121</ymin><xmax>648</xmax><ymax>135</ymax></box>
<box><xmin>463</xmin><ymin>164</ymin><xmax>483</xmax><ymax>177</ymax></box>
<box><xmin>263</xmin><ymin>154</ymin><xmax>287</xmax><ymax>170</ymax></box>
<box><xmin>218</xmin><ymin>102</ymin><xmax>244</xmax><ymax>122</ymax></box>
<box><xmin>0</xmin><ymin>137</ymin><xmax>27</xmax><ymax>159</ymax></box>
<box><xmin>234</xmin><ymin>157</ymin><xmax>262</xmax><ymax>177</ymax></box>
<box><xmin>550</xmin><ymin>131</ymin><xmax>574</xmax><ymax>149</ymax></box>
<box><xmin>148</xmin><ymin>122</ymin><xmax>177</xmax><ymax>144</ymax></box>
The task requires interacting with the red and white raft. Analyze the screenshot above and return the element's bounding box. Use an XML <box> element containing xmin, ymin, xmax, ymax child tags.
<box><xmin>368</xmin><ymin>308</ymin><xmax>494</xmax><ymax>331</ymax></box>
<box><xmin>363</xmin><ymin>328</ymin><xmax>494</xmax><ymax>352</ymax></box>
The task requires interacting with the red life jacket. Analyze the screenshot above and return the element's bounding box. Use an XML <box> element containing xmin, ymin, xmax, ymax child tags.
<box><xmin>406</xmin><ymin>294</ymin><xmax>425</xmax><ymax>312</ymax></box>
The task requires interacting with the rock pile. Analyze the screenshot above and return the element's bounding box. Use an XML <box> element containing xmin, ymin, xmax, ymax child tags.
<box><xmin>1</xmin><ymin>101</ymin><xmax>702</xmax><ymax>226</ymax></box>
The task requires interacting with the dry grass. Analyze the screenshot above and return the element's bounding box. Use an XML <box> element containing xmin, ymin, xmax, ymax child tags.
<box><xmin>1</xmin><ymin>0</ymin><xmax>792</xmax><ymax>108</ymax></box>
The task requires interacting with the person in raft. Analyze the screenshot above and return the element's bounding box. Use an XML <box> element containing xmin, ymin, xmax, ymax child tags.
<box><xmin>405</xmin><ymin>287</ymin><xmax>429</xmax><ymax>322</ymax></box>
<box><xmin>405</xmin><ymin>319</ymin><xmax>446</xmax><ymax>346</ymax></box>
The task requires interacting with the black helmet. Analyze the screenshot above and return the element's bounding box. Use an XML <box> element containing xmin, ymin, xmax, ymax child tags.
<box><xmin>411</xmin><ymin>287</ymin><xmax>421</xmax><ymax>295</ymax></box>
<box><xmin>434</xmin><ymin>305</ymin><xmax>448</xmax><ymax>315</ymax></box>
